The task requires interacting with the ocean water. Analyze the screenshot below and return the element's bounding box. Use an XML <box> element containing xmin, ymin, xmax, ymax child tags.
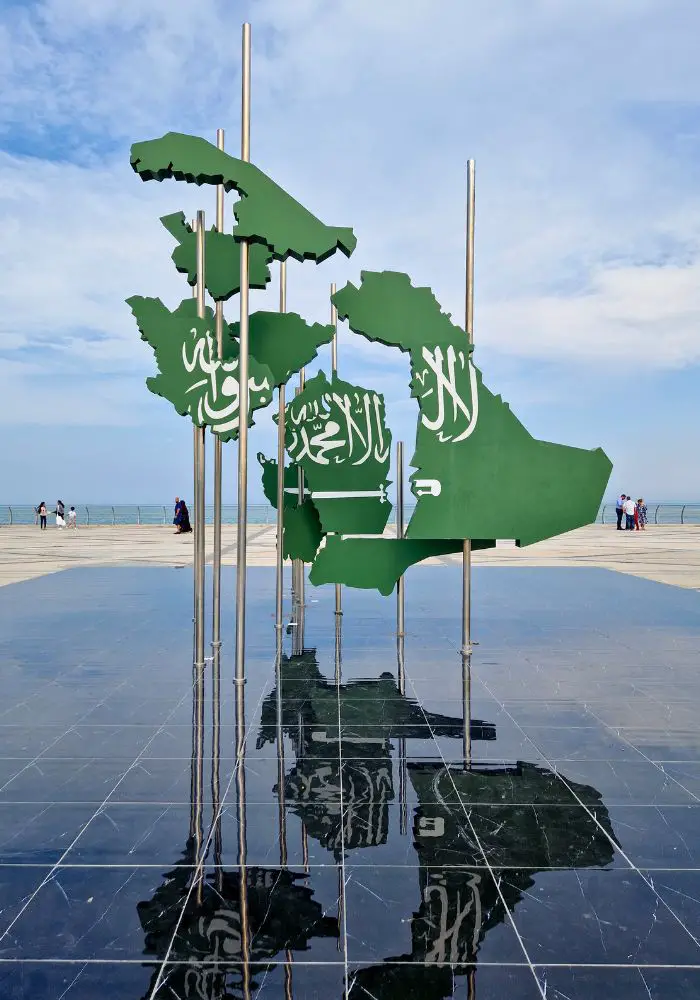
<box><xmin>1</xmin><ymin>502</ymin><xmax>699</xmax><ymax>526</ymax></box>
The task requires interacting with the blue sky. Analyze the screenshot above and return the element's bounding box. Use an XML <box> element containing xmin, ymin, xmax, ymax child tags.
<box><xmin>2</xmin><ymin>0</ymin><xmax>700</xmax><ymax>504</ymax></box>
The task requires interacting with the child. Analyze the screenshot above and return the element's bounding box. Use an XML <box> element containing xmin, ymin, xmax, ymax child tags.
<box><xmin>67</xmin><ymin>506</ymin><xmax>77</xmax><ymax>529</ymax></box>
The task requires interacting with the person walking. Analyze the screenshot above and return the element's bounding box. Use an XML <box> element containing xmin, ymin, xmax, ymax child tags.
<box><xmin>623</xmin><ymin>495</ymin><xmax>636</xmax><ymax>531</ymax></box>
<box><xmin>67</xmin><ymin>506</ymin><xmax>77</xmax><ymax>529</ymax></box>
<box><xmin>615</xmin><ymin>494</ymin><xmax>625</xmax><ymax>530</ymax></box>
<box><xmin>38</xmin><ymin>501</ymin><xmax>47</xmax><ymax>530</ymax></box>
<box><xmin>637</xmin><ymin>498</ymin><xmax>648</xmax><ymax>531</ymax></box>
<box><xmin>173</xmin><ymin>497</ymin><xmax>192</xmax><ymax>534</ymax></box>
<box><xmin>55</xmin><ymin>500</ymin><xmax>66</xmax><ymax>529</ymax></box>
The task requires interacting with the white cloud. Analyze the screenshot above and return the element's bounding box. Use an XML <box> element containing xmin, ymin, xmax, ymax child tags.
<box><xmin>1</xmin><ymin>0</ymin><xmax>700</xmax><ymax>441</ymax></box>
<box><xmin>482</xmin><ymin>259</ymin><xmax>700</xmax><ymax>367</ymax></box>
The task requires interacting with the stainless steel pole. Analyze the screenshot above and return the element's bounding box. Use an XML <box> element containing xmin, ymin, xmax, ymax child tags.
<box><xmin>397</xmin><ymin>630</ymin><xmax>407</xmax><ymax>835</ymax></box>
<box><xmin>396</xmin><ymin>441</ymin><xmax>405</xmax><ymax>637</ymax></box>
<box><xmin>462</xmin><ymin>159</ymin><xmax>476</xmax><ymax>656</ymax></box>
<box><xmin>293</xmin><ymin>370</ymin><xmax>305</xmax><ymax>655</ymax></box>
<box><xmin>194</xmin><ymin>627</ymin><xmax>205</xmax><ymax>904</ymax></box>
<box><xmin>235</xmin><ymin>23</ymin><xmax>251</xmax><ymax>688</ymax></box>
<box><xmin>334</xmin><ymin>614</ymin><xmax>342</xmax><ymax>685</ymax></box>
<box><xmin>331</xmin><ymin>282</ymin><xmax>342</xmax><ymax>618</ymax></box>
<box><xmin>462</xmin><ymin>651</ymin><xmax>472</xmax><ymax>769</ymax></box>
<box><xmin>194</xmin><ymin>211</ymin><xmax>207</xmax><ymax>670</ymax></box>
<box><xmin>212</xmin><ymin>128</ymin><xmax>225</xmax><ymax>657</ymax></box>
<box><xmin>190</xmin><ymin>224</ymin><xmax>197</xmax><ymax>662</ymax></box>
<box><xmin>275</xmin><ymin>261</ymin><xmax>287</xmax><ymax>631</ymax></box>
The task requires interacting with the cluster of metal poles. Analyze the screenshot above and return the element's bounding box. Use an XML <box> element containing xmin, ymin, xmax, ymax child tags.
<box><xmin>188</xmin><ymin>24</ymin><xmax>477</xmax><ymax>725</ymax></box>
<box><xmin>168</xmin><ymin>23</ymin><xmax>478</xmax><ymax>998</ymax></box>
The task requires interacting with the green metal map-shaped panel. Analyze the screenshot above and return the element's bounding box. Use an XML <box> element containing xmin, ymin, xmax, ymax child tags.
<box><xmin>283</xmin><ymin>500</ymin><xmax>324</xmax><ymax>562</ymax></box>
<box><xmin>160</xmin><ymin>211</ymin><xmax>272</xmax><ymax>300</ymax></box>
<box><xmin>128</xmin><ymin>296</ymin><xmax>274</xmax><ymax>441</ymax></box>
<box><xmin>230</xmin><ymin>313</ymin><xmax>334</xmax><ymax>388</ymax></box>
<box><xmin>131</xmin><ymin>132</ymin><xmax>357</xmax><ymax>262</ymax></box>
<box><xmin>258</xmin><ymin>454</ymin><xmax>308</xmax><ymax>510</ymax></box>
<box><xmin>310</xmin><ymin>536</ymin><xmax>494</xmax><ymax>596</ymax></box>
<box><xmin>284</xmin><ymin>371</ymin><xmax>392</xmax><ymax>535</ymax></box>
<box><xmin>257</xmin><ymin>455</ymin><xmax>321</xmax><ymax>562</ymax></box>
<box><xmin>334</xmin><ymin>271</ymin><xmax>612</xmax><ymax>547</ymax></box>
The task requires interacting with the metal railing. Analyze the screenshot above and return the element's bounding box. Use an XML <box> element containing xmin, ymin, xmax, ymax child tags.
<box><xmin>597</xmin><ymin>503</ymin><xmax>700</xmax><ymax>526</ymax></box>
<box><xmin>0</xmin><ymin>504</ymin><xmax>278</xmax><ymax>526</ymax></box>
<box><xmin>1</xmin><ymin>502</ymin><xmax>697</xmax><ymax>526</ymax></box>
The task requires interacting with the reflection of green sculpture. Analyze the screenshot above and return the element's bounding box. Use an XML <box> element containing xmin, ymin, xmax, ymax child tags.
<box><xmin>138</xmin><ymin>849</ymin><xmax>338</xmax><ymax>999</ymax></box>
<box><xmin>131</xmin><ymin>132</ymin><xmax>357</xmax><ymax>261</ymax></box>
<box><xmin>334</xmin><ymin>271</ymin><xmax>613</xmax><ymax>547</ymax></box>
<box><xmin>257</xmin><ymin>650</ymin><xmax>496</xmax><ymax>858</ymax></box>
<box><xmin>350</xmin><ymin>761</ymin><xmax>618</xmax><ymax>998</ymax></box>
<box><xmin>284</xmin><ymin>371</ymin><xmax>392</xmax><ymax>535</ymax></box>
<box><xmin>160</xmin><ymin>210</ymin><xmax>272</xmax><ymax>300</ymax></box>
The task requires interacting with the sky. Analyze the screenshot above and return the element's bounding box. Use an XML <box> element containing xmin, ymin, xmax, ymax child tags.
<box><xmin>1</xmin><ymin>0</ymin><xmax>700</xmax><ymax>504</ymax></box>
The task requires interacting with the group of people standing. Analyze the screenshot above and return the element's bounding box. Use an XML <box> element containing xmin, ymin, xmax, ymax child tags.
<box><xmin>35</xmin><ymin>501</ymin><xmax>77</xmax><ymax>529</ymax></box>
<box><xmin>615</xmin><ymin>495</ymin><xmax>647</xmax><ymax>531</ymax></box>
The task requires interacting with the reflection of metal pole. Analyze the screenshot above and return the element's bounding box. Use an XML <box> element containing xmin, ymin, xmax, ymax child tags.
<box><xmin>194</xmin><ymin>212</ymin><xmax>207</xmax><ymax>670</ymax></box>
<box><xmin>462</xmin><ymin>652</ymin><xmax>472</xmax><ymax>769</ymax></box>
<box><xmin>211</xmin><ymin>645</ymin><xmax>223</xmax><ymax>879</ymax></box>
<box><xmin>275</xmin><ymin>262</ymin><xmax>287</xmax><ymax>631</ymax></box>
<box><xmin>468</xmin><ymin>966</ymin><xmax>476</xmax><ymax>999</ymax></box>
<box><xmin>462</xmin><ymin>159</ymin><xmax>475</xmax><ymax>656</ymax></box>
<box><xmin>194</xmin><ymin>615</ymin><xmax>205</xmax><ymax>904</ymax></box>
<box><xmin>397</xmin><ymin>632</ymin><xmax>407</xmax><ymax>834</ymax></box>
<box><xmin>399</xmin><ymin>735</ymin><xmax>408</xmax><ymax>836</ymax></box>
<box><xmin>296</xmin><ymin>707</ymin><xmax>310</xmax><ymax>872</ymax></box>
<box><xmin>212</xmin><ymin>128</ymin><xmax>225</xmax><ymax>659</ymax></box>
<box><xmin>334</xmin><ymin>613</ymin><xmax>342</xmax><ymax>685</ymax></box>
<box><xmin>274</xmin><ymin>640</ymin><xmax>294</xmax><ymax>997</ymax></box>
<box><xmin>235</xmin><ymin>22</ymin><xmax>252</xmax><ymax>692</ymax></box>
<box><xmin>236</xmin><ymin>630</ymin><xmax>251</xmax><ymax>997</ymax></box>
<box><xmin>293</xmin><ymin>373</ymin><xmax>305</xmax><ymax>656</ymax></box>
<box><xmin>275</xmin><ymin>646</ymin><xmax>287</xmax><ymax>866</ymax></box>
<box><xmin>331</xmin><ymin>282</ymin><xmax>343</xmax><ymax>618</ymax></box>
<box><xmin>396</xmin><ymin>441</ymin><xmax>405</xmax><ymax>638</ymax></box>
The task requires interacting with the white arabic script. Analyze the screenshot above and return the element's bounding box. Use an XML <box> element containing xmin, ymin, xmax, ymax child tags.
<box><xmin>414</xmin><ymin>345</ymin><xmax>479</xmax><ymax>443</ymax></box>
<box><xmin>182</xmin><ymin>326</ymin><xmax>270</xmax><ymax>435</ymax></box>
<box><xmin>288</xmin><ymin>389</ymin><xmax>390</xmax><ymax>467</ymax></box>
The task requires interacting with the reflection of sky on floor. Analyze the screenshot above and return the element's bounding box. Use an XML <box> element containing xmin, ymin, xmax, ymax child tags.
<box><xmin>0</xmin><ymin>565</ymin><xmax>699</xmax><ymax>998</ymax></box>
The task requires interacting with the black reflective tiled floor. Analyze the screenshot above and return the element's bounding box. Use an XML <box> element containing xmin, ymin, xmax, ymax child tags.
<box><xmin>1</xmin><ymin>565</ymin><xmax>700</xmax><ymax>997</ymax></box>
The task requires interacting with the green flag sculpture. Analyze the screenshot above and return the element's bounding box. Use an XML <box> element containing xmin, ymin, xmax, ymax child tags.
<box><xmin>128</xmin><ymin>131</ymin><xmax>612</xmax><ymax>597</ymax></box>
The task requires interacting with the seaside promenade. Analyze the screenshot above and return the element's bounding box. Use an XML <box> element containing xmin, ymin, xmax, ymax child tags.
<box><xmin>2</xmin><ymin>523</ymin><xmax>699</xmax><ymax>590</ymax></box>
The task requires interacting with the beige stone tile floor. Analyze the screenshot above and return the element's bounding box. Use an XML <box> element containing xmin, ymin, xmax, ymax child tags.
<box><xmin>1</xmin><ymin>523</ymin><xmax>700</xmax><ymax>590</ymax></box>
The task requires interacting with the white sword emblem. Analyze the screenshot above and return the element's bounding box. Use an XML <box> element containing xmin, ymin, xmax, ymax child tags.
<box><xmin>312</xmin><ymin>486</ymin><xmax>389</xmax><ymax>503</ymax></box>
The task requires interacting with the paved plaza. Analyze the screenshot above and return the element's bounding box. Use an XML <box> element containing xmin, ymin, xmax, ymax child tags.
<box><xmin>2</xmin><ymin>529</ymin><xmax>700</xmax><ymax>997</ymax></box>
<box><xmin>2</xmin><ymin>523</ymin><xmax>700</xmax><ymax>590</ymax></box>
